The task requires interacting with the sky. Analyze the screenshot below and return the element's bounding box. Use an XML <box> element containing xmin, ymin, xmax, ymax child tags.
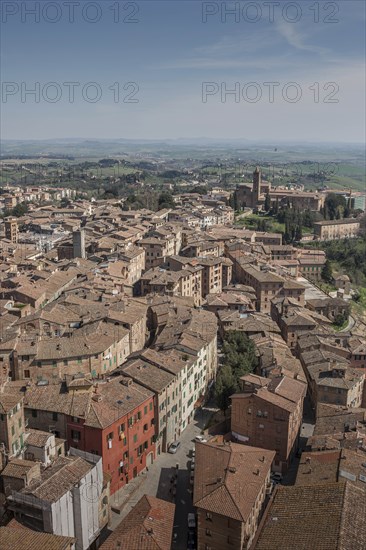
<box><xmin>0</xmin><ymin>0</ymin><xmax>365</xmax><ymax>142</ymax></box>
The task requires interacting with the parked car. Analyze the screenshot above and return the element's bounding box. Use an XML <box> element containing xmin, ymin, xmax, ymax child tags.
<box><xmin>168</xmin><ymin>441</ymin><xmax>181</xmax><ymax>454</ymax></box>
<box><xmin>270</xmin><ymin>472</ymin><xmax>283</xmax><ymax>483</ymax></box>
<box><xmin>187</xmin><ymin>513</ymin><xmax>196</xmax><ymax>529</ymax></box>
<box><xmin>187</xmin><ymin>532</ymin><xmax>196</xmax><ymax>549</ymax></box>
<box><xmin>190</xmin><ymin>471</ymin><xmax>195</xmax><ymax>485</ymax></box>
<box><xmin>194</xmin><ymin>435</ymin><xmax>207</xmax><ymax>443</ymax></box>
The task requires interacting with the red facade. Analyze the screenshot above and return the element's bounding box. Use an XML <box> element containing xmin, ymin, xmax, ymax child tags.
<box><xmin>65</xmin><ymin>395</ymin><xmax>156</xmax><ymax>494</ymax></box>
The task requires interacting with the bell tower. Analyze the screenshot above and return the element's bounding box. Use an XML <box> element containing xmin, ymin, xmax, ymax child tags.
<box><xmin>253</xmin><ymin>166</ymin><xmax>261</xmax><ymax>205</ymax></box>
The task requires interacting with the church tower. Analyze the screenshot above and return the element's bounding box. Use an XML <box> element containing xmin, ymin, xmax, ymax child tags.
<box><xmin>252</xmin><ymin>166</ymin><xmax>261</xmax><ymax>205</ymax></box>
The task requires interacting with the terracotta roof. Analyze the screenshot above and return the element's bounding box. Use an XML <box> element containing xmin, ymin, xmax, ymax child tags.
<box><xmin>20</xmin><ymin>456</ymin><xmax>92</xmax><ymax>502</ymax></box>
<box><xmin>100</xmin><ymin>494</ymin><xmax>175</xmax><ymax>550</ymax></box>
<box><xmin>26</xmin><ymin>429</ymin><xmax>53</xmax><ymax>447</ymax></box>
<box><xmin>22</xmin><ymin>376</ymin><xmax>153</xmax><ymax>429</ymax></box>
<box><xmin>254</xmin><ymin>482</ymin><xmax>366</xmax><ymax>550</ymax></box>
<box><xmin>0</xmin><ymin>526</ymin><xmax>75</xmax><ymax>550</ymax></box>
<box><xmin>1</xmin><ymin>459</ymin><xmax>39</xmax><ymax>479</ymax></box>
<box><xmin>193</xmin><ymin>442</ymin><xmax>274</xmax><ymax>522</ymax></box>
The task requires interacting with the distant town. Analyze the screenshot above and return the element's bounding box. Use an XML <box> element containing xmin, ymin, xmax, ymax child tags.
<box><xmin>0</xmin><ymin>165</ymin><xmax>365</xmax><ymax>550</ymax></box>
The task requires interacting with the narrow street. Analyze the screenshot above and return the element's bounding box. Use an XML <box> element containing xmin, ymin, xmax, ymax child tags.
<box><xmin>108</xmin><ymin>406</ymin><xmax>214</xmax><ymax>548</ymax></box>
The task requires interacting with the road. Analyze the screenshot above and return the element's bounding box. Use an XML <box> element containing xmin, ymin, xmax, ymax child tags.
<box><xmin>296</xmin><ymin>276</ymin><xmax>328</xmax><ymax>301</ymax></box>
<box><xmin>108</xmin><ymin>406</ymin><xmax>214</xmax><ymax>549</ymax></box>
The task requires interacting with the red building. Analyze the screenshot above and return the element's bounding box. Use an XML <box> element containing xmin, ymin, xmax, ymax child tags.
<box><xmin>23</xmin><ymin>376</ymin><xmax>156</xmax><ymax>494</ymax></box>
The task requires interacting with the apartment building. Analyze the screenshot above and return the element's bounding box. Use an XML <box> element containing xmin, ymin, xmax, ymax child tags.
<box><xmin>13</xmin><ymin>321</ymin><xmax>131</xmax><ymax>381</ymax></box>
<box><xmin>168</xmin><ymin>255</ymin><xmax>230</xmax><ymax>297</ymax></box>
<box><xmin>21</xmin><ymin>376</ymin><xmax>156</xmax><ymax>494</ymax></box>
<box><xmin>121</xmin><ymin>357</ymin><xmax>180</xmax><ymax>453</ymax></box>
<box><xmin>0</xmin><ymin>390</ymin><xmax>26</xmax><ymax>459</ymax></box>
<box><xmin>238</xmin><ymin>266</ymin><xmax>285</xmax><ymax>314</ymax></box>
<box><xmin>140</xmin><ymin>266</ymin><xmax>203</xmax><ymax>306</ymax></box>
<box><xmin>314</xmin><ymin>217</ymin><xmax>360</xmax><ymax>240</ymax></box>
<box><xmin>193</xmin><ymin>441</ymin><xmax>275</xmax><ymax>550</ymax></box>
<box><xmin>231</xmin><ymin>375</ymin><xmax>306</xmax><ymax>473</ymax></box>
<box><xmin>301</xmin><ymin>357</ymin><xmax>365</xmax><ymax>411</ymax></box>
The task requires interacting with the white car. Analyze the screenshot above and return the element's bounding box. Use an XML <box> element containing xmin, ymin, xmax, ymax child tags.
<box><xmin>194</xmin><ymin>435</ymin><xmax>207</xmax><ymax>443</ymax></box>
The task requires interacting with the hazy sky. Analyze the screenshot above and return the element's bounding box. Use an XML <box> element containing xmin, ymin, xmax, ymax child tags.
<box><xmin>1</xmin><ymin>0</ymin><xmax>365</xmax><ymax>142</ymax></box>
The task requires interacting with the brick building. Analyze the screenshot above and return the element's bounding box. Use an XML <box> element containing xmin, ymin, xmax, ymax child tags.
<box><xmin>231</xmin><ymin>375</ymin><xmax>306</xmax><ymax>472</ymax></box>
<box><xmin>193</xmin><ymin>441</ymin><xmax>275</xmax><ymax>550</ymax></box>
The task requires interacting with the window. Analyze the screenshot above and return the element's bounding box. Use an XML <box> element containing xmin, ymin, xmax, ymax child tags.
<box><xmin>72</xmin><ymin>416</ymin><xmax>80</xmax><ymax>423</ymax></box>
<box><xmin>63</xmin><ymin>360</ymin><xmax>68</xmax><ymax>366</ymax></box>
<box><xmin>24</xmin><ymin>370</ymin><xmax>30</xmax><ymax>378</ymax></box>
<box><xmin>52</xmin><ymin>412</ymin><xmax>58</xmax><ymax>422</ymax></box>
<box><xmin>18</xmin><ymin>418</ymin><xmax>22</xmax><ymax>428</ymax></box>
<box><xmin>133</xmin><ymin>434</ymin><xmax>137</xmax><ymax>443</ymax></box>
<box><xmin>143</xmin><ymin>423</ymin><xmax>148</xmax><ymax>432</ymax></box>
<box><xmin>107</xmin><ymin>432</ymin><xmax>114</xmax><ymax>441</ymax></box>
<box><xmin>144</xmin><ymin>405</ymin><xmax>148</xmax><ymax>415</ymax></box>
<box><xmin>206</xmin><ymin>512</ymin><xmax>213</xmax><ymax>522</ymax></box>
<box><xmin>71</xmin><ymin>430</ymin><xmax>81</xmax><ymax>441</ymax></box>
<box><xmin>32</xmin><ymin>409</ymin><xmax>37</xmax><ymax>418</ymax></box>
<box><xmin>120</xmin><ymin>423</ymin><xmax>125</xmax><ymax>433</ymax></box>
<box><xmin>206</xmin><ymin>529</ymin><xmax>212</xmax><ymax>537</ymax></box>
<box><xmin>137</xmin><ymin>411</ymin><xmax>142</xmax><ymax>421</ymax></box>
<box><xmin>11</xmin><ymin>426</ymin><xmax>15</xmax><ymax>436</ymax></box>
<box><xmin>149</xmin><ymin>402</ymin><xmax>153</xmax><ymax>411</ymax></box>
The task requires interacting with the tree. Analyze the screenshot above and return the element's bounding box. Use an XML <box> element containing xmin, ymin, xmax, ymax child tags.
<box><xmin>344</xmin><ymin>198</ymin><xmax>351</xmax><ymax>218</ymax></box>
<box><xmin>11</xmin><ymin>203</ymin><xmax>29</xmax><ymax>217</ymax></box>
<box><xmin>264</xmin><ymin>192</ymin><xmax>271</xmax><ymax>212</ymax></box>
<box><xmin>295</xmin><ymin>224</ymin><xmax>302</xmax><ymax>241</ymax></box>
<box><xmin>214</xmin><ymin>365</ymin><xmax>236</xmax><ymax>413</ymax></box>
<box><xmin>189</xmin><ymin>185</ymin><xmax>207</xmax><ymax>195</ymax></box>
<box><xmin>321</xmin><ymin>259</ymin><xmax>333</xmax><ymax>283</ymax></box>
<box><xmin>158</xmin><ymin>191</ymin><xmax>175</xmax><ymax>209</ymax></box>
<box><xmin>60</xmin><ymin>197</ymin><xmax>71</xmax><ymax>207</ymax></box>
<box><xmin>333</xmin><ymin>312</ymin><xmax>348</xmax><ymax>328</ymax></box>
<box><xmin>324</xmin><ymin>193</ymin><xmax>346</xmax><ymax>220</ymax></box>
<box><xmin>214</xmin><ymin>330</ymin><xmax>259</xmax><ymax>413</ymax></box>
